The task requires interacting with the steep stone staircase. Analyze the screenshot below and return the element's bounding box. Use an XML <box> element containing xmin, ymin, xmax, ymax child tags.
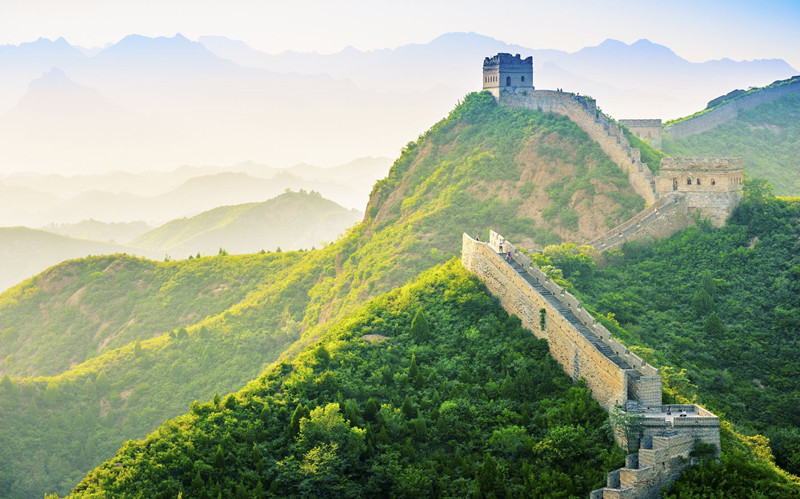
<box><xmin>506</xmin><ymin>257</ymin><xmax>633</xmax><ymax>370</ymax></box>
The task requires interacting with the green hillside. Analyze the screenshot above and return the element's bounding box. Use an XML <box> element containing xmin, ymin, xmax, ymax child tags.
<box><xmin>66</xmin><ymin>261</ymin><xmax>625</xmax><ymax>498</ymax></box>
<box><xmin>130</xmin><ymin>190</ymin><xmax>362</xmax><ymax>257</ymax></box>
<box><xmin>662</xmin><ymin>92</ymin><xmax>800</xmax><ymax>195</ymax></box>
<box><xmin>0</xmin><ymin>253</ymin><xmax>302</xmax><ymax>377</ymax></box>
<box><xmin>0</xmin><ymin>91</ymin><xmax>647</xmax><ymax>497</ymax></box>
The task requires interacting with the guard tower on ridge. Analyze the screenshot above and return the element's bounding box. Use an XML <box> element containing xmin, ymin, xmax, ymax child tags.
<box><xmin>483</xmin><ymin>53</ymin><xmax>533</xmax><ymax>98</ymax></box>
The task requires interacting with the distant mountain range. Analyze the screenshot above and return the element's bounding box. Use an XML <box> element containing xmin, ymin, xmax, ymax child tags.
<box><xmin>0</xmin><ymin>33</ymin><xmax>795</xmax><ymax>175</ymax></box>
<box><xmin>0</xmin><ymin>156</ymin><xmax>390</xmax><ymax>226</ymax></box>
<box><xmin>0</xmin><ymin>227</ymin><xmax>159</xmax><ymax>292</ymax></box>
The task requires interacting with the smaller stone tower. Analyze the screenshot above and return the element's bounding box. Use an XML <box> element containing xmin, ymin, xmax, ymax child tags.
<box><xmin>483</xmin><ymin>53</ymin><xmax>533</xmax><ymax>99</ymax></box>
<box><xmin>655</xmin><ymin>157</ymin><xmax>744</xmax><ymax>226</ymax></box>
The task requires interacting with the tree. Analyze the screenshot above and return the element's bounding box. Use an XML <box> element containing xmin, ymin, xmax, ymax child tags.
<box><xmin>410</xmin><ymin>308</ymin><xmax>431</xmax><ymax>342</ymax></box>
<box><xmin>213</xmin><ymin>445</ymin><xmax>225</xmax><ymax>469</ymax></box>
<box><xmin>475</xmin><ymin>455</ymin><xmax>502</xmax><ymax>498</ymax></box>
<box><xmin>703</xmin><ymin>312</ymin><xmax>725</xmax><ymax>340</ymax></box>
<box><xmin>364</xmin><ymin>398</ymin><xmax>378</xmax><ymax>422</ymax></box>
<box><xmin>691</xmin><ymin>288</ymin><xmax>714</xmax><ymax>316</ymax></box>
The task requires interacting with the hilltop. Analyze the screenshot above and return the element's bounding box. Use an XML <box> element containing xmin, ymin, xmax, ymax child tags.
<box><xmin>131</xmin><ymin>190</ymin><xmax>362</xmax><ymax>257</ymax></box>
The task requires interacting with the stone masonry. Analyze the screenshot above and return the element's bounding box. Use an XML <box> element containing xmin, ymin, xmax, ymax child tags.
<box><xmin>462</xmin><ymin>231</ymin><xmax>720</xmax><ymax>498</ymax></box>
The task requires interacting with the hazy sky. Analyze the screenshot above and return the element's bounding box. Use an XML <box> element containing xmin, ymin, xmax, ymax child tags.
<box><xmin>2</xmin><ymin>0</ymin><xmax>799</xmax><ymax>68</ymax></box>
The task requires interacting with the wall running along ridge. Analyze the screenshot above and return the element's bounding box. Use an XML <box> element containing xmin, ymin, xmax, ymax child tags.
<box><xmin>462</xmin><ymin>231</ymin><xmax>720</xmax><ymax>498</ymax></box>
<box><xmin>664</xmin><ymin>77</ymin><xmax>800</xmax><ymax>139</ymax></box>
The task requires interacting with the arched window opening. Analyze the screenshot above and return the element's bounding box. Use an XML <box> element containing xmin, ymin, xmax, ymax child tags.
<box><xmin>711</xmin><ymin>178</ymin><xmax>716</xmax><ymax>186</ymax></box>
<box><xmin>521</xmin><ymin>75</ymin><xmax>525</xmax><ymax>82</ymax></box>
<box><xmin>506</xmin><ymin>76</ymin><xmax>511</xmax><ymax>86</ymax></box>
<box><xmin>672</xmin><ymin>178</ymin><xmax>678</xmax><ymax>191</ymax></box>
<box><xmin>697</xmin><ymin>178</ymin><xmax>701</xmax><ymax>186</ymax></box>
<box><xmin>687</xmin><ymin>177</ymin><xmax>692</xmax><ymax>185</ymax></box>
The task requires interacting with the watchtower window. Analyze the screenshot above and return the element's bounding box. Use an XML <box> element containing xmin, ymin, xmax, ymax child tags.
<box><xmin>711</xmin><ymin>179</ymin><xmax>716</xmax><ymax>186</ymax></box>
<box><xmin>672</xmin><ymin>178</ymin><xmax>678</xmax><ymax>191</ymax></box>
<box><xmin>506</xmin><ymin>76</ymin><xmax>511</xmax><ymax>86</ymax></box>
<box><xmin>521</xmin><ymin>76</ymin><xmax>525</xmax><ymax>82</ymax></box>
<box><xmin>696</xmin><ymin>178</ymin><xmax>701</xmax><ymax>186</ymax></box>
<box><xmin>687</xmin><ymin>177</ymin><xmax>692</xmax><ymax>185</ymax></box>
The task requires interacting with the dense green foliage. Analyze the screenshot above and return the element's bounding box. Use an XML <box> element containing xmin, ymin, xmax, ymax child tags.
<box><xmin>131</xmin><ymin>190</ymin><xmax>362</xmax><ymax>256</ymax></box>
<box><xmin>67</xmin><ymin>261</ymin><xmax>624</xmax><ymax>498</ymax></box>
<box><xmin>565</xmin><ymin>190</ymin><xmax>800</xmax><ymax>485</ymax></box>
<box><xmin>663</xmin><ymin>92</ymin><xmax>800</xmax><ymax>195</ymax></box>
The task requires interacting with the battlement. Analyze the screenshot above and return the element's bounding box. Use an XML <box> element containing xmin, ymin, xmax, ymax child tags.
<box><xmin>482</xmin><ymin>52</ymin><xmax>533</xmax><ymax>68</ymax></box>
<box><xmin>462</xmin><ymin>232</ymin><xmax>720</xmax><ymax>498</ymax></box>
<box><xmin>660</xmin><ymin>157</ymin><xmax>743</xmax><ymax>172</ymax></box>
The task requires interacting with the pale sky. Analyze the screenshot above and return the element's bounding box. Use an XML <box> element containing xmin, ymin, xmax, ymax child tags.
<box><xmin>1</xmin><ymin>0</ymin><xmax>799</xmax><ymax>68</ymax></box>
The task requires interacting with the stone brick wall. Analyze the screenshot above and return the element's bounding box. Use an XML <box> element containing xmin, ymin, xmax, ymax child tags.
<box><xmin>664</xmin><ymin>79</ymin><xmax>800</xmax><ymax>140</ymax></box>
<box><xmin>463</xmin><ymin>232</ymin><xmax>661</xmax><ymax>410</ymax></box>
<box><xmin>496</xmin><ymin>88</ymin><xmax>657</xmax><ymax>205</ymax></box>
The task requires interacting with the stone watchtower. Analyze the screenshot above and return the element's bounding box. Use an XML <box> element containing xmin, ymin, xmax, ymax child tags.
<box><xmin>483</xmin><ymin>53</ymin><xmax>533</xmax><ymax>99</ymax></box>
<box><xmin>655</xmin><ymin>157</ymin><xmax>744</xmax><ymax>226</ymax></box>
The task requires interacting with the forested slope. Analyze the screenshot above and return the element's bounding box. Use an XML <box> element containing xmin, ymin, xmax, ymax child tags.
<box><xmin>66</xmin><ymin>261</ymin><xmax>625</xmax><ymax>498</ymax></box>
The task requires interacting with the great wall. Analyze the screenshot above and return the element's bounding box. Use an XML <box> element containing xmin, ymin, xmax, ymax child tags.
<box><xmin>472</xmin><ymin>54</ymin><xmax>739</xmax><ymax>497</ymax></box>
<box><xmin>463</xmin><ymin>232</ymin><xmax>721</xmax><ymax>499</ymax></box>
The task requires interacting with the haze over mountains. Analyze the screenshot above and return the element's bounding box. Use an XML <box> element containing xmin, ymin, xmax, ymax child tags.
<box><xmin>0</xmin><ymin>33</ymin><xmax>795</xmax><ymax>175</ymax></box>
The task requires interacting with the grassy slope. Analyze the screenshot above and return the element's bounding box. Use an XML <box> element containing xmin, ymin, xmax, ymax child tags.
<box><xmin>130</xmin><ymin>191</ymin><xmax>362</xmax><ymax>256</ymax></box>
<box><xmin>662</xmin><ymin>93</ymin><xmax>800</xmax><ymax>195</ymax></box>
<box><xmin>0</xmin><ymin>91</ymin><xmax>645</xmax><ymax>497</ymax></box>
<box><xmin>67</xmin><ymin>261</ymin><xmax>625</xmax><ymax>498</ymax></box>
